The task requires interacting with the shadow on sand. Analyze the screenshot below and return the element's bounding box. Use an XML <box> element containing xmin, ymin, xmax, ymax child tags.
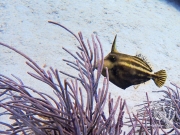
<box><xmin>160</xmin><ymin>0</ymin><xmax>180</xmax><ymax>11</ymax></box>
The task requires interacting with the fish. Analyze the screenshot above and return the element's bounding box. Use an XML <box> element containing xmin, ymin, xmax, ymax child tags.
<box><xmin>101</xmin><ymin>35</ymin><xmax>167</xmax><ymax>89</ymax></box>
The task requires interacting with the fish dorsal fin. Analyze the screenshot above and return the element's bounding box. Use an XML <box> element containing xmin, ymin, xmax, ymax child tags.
<box><xmin>111</xmin><ymin>35</ymin><xmax>119</xmax><ymax>53</ymax></box>
<box><xmin>135</xmin><ymin>53</ymin><xmax>152</xmax><ymax>72</ymax></box>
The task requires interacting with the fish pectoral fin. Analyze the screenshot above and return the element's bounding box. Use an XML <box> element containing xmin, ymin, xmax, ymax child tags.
<box><xmin>153</xmin><ymin>70</ymin><xmax>167</xmax><ymax>87</ymax></box>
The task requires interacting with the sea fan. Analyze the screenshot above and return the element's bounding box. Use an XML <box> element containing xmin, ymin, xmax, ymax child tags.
<box><xmin>125</xmin><ymin>83</ymin><xmax>180</xmax><ymax>134</ymax></box>
<box><xmin>1</xmin><ymin>21</ymin><xmax>179</xmax><ymax>135</ymax></box>
<box><xmin>0</xmin><ymin>21</ymin><xmax>125</xmax><ymax>135</ymax></box>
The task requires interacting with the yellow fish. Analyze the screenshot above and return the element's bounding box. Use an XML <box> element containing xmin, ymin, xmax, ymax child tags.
<box><xmin>101</xmin><ymin>35</ymin><xmax>167</xmax><ymax>89</ymax></box>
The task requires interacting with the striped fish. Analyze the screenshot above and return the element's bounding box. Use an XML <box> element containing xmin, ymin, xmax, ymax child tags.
<box><xmin>101</xmin><ymin>35</ymin><xmax>167</xmax><ymax>89</ymax></box>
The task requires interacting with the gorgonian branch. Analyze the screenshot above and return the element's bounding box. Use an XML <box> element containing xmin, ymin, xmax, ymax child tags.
<box><xmin>0</xmin><ymin>21</ymin><xmax>125</xmax><ymax>134</ymax></box>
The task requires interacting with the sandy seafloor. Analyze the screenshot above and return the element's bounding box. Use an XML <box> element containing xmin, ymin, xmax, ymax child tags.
<box><xmin>0</xmin><ymin>0</ymin><xmax>180</xmax><ymax>133</ymax></box>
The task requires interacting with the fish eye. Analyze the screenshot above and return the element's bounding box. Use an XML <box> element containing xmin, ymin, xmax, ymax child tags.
<box><xmin>110</xmin><ymin>56</ymin><xmax>116</xmax><ymax>62</ymax></box>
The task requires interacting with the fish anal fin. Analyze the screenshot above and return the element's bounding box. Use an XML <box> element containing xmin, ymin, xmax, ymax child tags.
<box><xmin>133</xmin><ymin>84</ymin><xmax>140</xmax><ymax>89</ymax></box>
<box><xmin>153</xmin><ymin>70</ymin><xmax>167</xmax><ymax>87</ymax></box>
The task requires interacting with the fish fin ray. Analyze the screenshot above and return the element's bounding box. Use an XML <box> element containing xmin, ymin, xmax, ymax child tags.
<box><xmin>134</xmin><ymin>55</ymin><xmax>152</xmax><ymax>72</ymax></box>
<box><xmin>153</xmin><ymin>70</ymin><xmax>167</xmax><ymax>87</ymax></box>
<box><xmin>133</xmin><ymin>84</ymin><xmax>140</xmax><ymax>89</ymax></box>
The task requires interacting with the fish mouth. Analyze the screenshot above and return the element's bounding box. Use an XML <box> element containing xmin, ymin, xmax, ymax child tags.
<box><xmin>103</xmin><ymin>61</ymin><xmax>114</xmax><ymax>69</ymax></box>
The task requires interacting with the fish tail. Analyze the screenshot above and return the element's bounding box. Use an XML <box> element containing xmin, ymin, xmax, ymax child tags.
<box><xmin>153</xmin><ymin>70</ymin><xmax>167</xmax><ymax>87</ymax></box>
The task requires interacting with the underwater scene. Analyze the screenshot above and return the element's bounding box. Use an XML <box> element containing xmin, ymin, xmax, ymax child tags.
<box><xmin>0</xmin><ymin>0</ymin><xmax>180</xmax><ymax>134</ymax></box>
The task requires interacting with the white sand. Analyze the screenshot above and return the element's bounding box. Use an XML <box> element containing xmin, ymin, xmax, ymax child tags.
<box><xmin>1</xmin><ymin>0</ymin><xmax>180</xmax><ymax>132</ymax></box>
